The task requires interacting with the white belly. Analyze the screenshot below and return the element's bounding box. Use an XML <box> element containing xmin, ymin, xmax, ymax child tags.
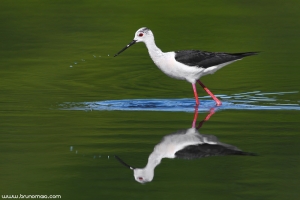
<box><xmin>150</xmin><ymin>52</ymin><xmax>236</xmax><ymax>84</ymax></box>
<box><xmin>151</xmin><ymin>52</ymin><xmax>205</xmax><ymax>84</ymax></box>
<box><xmin>153</xmin><ymin>128</ymin><xmax>203</xmax><ymax>158</ymax></box>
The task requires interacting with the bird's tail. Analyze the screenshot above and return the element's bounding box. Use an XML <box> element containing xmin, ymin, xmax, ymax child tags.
<box><xmin>234</xmin><ymin>151</ymin><xmax>258</xmax><ymax>156</ymax></box>
<box><xmin>232</xmin><ymin>52</ymin><xmax>260</xmax><ymax>57</ymax></box>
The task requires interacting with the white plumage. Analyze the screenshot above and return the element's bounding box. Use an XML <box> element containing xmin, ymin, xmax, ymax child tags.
<box><xmin>114</xmin><ymin>27</ymin><xmax>258</xmax><ymax>106</ymax></box>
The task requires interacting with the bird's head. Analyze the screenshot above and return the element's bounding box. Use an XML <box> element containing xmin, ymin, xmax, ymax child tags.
<box><xmin>133</xmin><ymin>168</ymin><xmax>154</xmax><ymax>184</ymax></box>
<box><xmin>114</xmin><ymin>155</ymin><xmax>154</xmax><ymax>184</ymax></box>
<box><xmin>133</xmin><ymin>27</ymin><xmax>154</xmax><ymax>43</ymax></box>
<box><xmin>114</xmin><ymin>27</ymin><xmax>153</xmax><ymax>57</ymax></box>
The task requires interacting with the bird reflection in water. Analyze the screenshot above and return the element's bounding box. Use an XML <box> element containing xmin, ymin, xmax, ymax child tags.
<box><xmin>115</xmin><ymin>107</ymin><xmax>256</xmax><ymax>183</ymax></box>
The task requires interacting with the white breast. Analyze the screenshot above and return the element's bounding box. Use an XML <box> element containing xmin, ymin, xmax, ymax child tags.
<box><xmin>153</xmin><ymin>128</ymin><xmax>203</xmax><ymax>158</ymax></box>
<box><xmin>151</xmin><ymin>52</ymin><xmax>206</xmax><ymax>84</ymax></box>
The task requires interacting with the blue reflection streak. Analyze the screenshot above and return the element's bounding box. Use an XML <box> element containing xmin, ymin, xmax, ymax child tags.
<box><xmin>59</xmin><ymin>91</ymin><xmax>300</xmax><ymax>112</ymax></box>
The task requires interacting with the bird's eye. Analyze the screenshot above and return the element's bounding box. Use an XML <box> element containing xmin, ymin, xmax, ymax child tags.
<box><xmin>138</xmin><ymin>177</ymin><xmax>143</xmax><ymax>181</ymax></box>
<box><xmin>138</xmin><ymin>33</ymin><xmax>144</xmax><ymax>37</ymax></box>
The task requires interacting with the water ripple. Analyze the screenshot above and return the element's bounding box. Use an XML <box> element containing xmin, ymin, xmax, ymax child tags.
<box><xmin>59</xmin><ymin>91</ymin><xmax>299</xmax><ymax>112</ymax></box>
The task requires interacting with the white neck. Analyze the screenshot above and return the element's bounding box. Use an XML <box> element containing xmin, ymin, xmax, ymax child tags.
<box><xmin>146</xmin><ymin>152</ymin><xmax>162</xmax><ymax>168</ymax></box>
<box><xmin>141</xmin><ymin>152</ymin><xmax>163</xmax><ymax>180</ymax></box>
<box><xmin>144</xmin><ymin>39</ymin><xmax>164</xmax><ymax>60</ymax></box>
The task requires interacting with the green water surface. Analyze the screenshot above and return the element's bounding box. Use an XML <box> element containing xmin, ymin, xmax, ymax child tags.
<box><xmin>1</xmin><ymin>1</ymin><xmax>300</xmax><ymax>200</ymax></box>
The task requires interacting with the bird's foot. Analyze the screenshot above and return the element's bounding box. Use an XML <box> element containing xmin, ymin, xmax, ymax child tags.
<box><xmin>215</xmin><ymin>101</ymin><xmax>222</xmax><ymax>106</ymax></box>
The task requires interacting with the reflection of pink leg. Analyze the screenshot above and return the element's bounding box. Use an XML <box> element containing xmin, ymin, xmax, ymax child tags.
<box><xmin>192</xmin><ymin>106</ymin><xmax>199</xmax><ymax>128</ymax></box>
<box><xmin>197</xmin><ymin>108</ymin><xmax>216</xmax><ymax>129</ymax></box>
<box><xmin>197</xmin><ymin>80</ymin><xmax>222</xmax><ymax>106</ymax></box>
<box><xmin>204</xmin><ymin>107</ymin><xmax>215</xmax><ymax>121</ymax></box>
<box><xmin>192</xmin><ymin>83</ymin><xmax>199</xmax><ymax>105</ymax></box>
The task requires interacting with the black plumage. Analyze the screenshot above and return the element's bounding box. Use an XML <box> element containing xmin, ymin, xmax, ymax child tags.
<box><xmin>174</xmin><ymin>50</ymin><xmax>258</xmax><ymax>68</ymax></box>
<box><xmin>175</xmin><ymin>143</ymin><xmax>257</xmax><ymax>159</ymax></box>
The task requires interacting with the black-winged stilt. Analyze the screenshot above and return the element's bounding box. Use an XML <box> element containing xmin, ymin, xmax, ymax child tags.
<box><xmin>115</xmin><ymin>108</ymin><xmax>256</xmax><ymax>183</ymax></box>
<box><xmin>114</xmin><ymin>27</ymin><xmax>258</xmax><ymax>106</ymax></box>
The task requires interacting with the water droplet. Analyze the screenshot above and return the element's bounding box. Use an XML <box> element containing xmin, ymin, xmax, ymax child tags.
<box><xmin>70</xmin><ymin>146</ymin><xmax>73</xmax><ymax>151</ymax></box>
<box><xmin>81</xmin><ymin>59</ymin><xmax>85</xmax><ymax>61</ymax></box>
<box><xmin>74</xmin><ymin>62</ymin><xmax>77</xmax><ymax>64</ymax></box>
<box><xmin>76</xmin><ymin>150</ymin><xmax>78</xmax><ymax>154</ymax></box>
<box><xmin>70</xmin><ymin>65</ymin><xmax>73</xmax><ymax>68</ymax></box>
<box><xmin>108</xmin><ymin>155</ymin><xmax>110</xmax><ymax>159</ymax></box>
<box><xmin>108</xmin><ymin>54</ymin><xmax>110</xmax><ymax>56</ymax></box>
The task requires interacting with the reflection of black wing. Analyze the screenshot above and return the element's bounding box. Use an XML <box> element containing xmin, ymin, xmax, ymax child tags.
<box><xmin>174</xmin><ymin>50</ymin><xmax>258</xmax><ymax>68</ymax></box>
<box><xmin>175</xmin><ymin>144</ymin><xmax>256</xmax><ymax>159</ymax></box>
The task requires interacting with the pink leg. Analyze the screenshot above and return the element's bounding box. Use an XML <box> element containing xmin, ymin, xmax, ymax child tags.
<box><xmin>192</xmin><ymin>83</ymin><xmax>199</xmax><ymax>105</ymax></box>
<box><xmin>197</xmin><ymin>80</ymin><xmax>222</xmax><ymax>106</ymax></box>
<box><xmin>197</xmin><ymin>108</ymin><xmax>216</xmax><ymax>129</ymax></box>
<box><xmin>203</xmin><ymin>107</ymin><xmax>215</xmax><ymax>121</ymax></box>
<box><xmin>192</xmin><ymin>105</ymin><xmax>199</xmax><ymax>128</ymax></box>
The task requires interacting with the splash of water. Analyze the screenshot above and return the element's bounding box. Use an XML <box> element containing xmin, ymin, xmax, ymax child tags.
<box><xmin>59</xmin><ymin>91</ymin><xmax>299</xmax><ymax>112</ymax></box>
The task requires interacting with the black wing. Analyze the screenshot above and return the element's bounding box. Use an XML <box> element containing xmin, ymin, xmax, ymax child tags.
<box><xmin>174</xmin><ymin>50</ymin><xmax>258</xmax><ymax>68</ymax></box>
<box><xmin>175</xmin><ymin>143</ymin><xmax>256</xmax><ymax>159</ymax></box>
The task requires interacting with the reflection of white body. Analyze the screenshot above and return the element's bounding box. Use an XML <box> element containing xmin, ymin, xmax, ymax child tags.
<box><xmin>133</xmin><ymin>128</ymin><xmax>254</xmax><ymax>183</ymax></box>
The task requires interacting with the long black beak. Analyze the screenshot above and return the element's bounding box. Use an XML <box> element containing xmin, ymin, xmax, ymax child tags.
<box><xmin>114</xmin><ymin>40</ymin><xmax>137</xmax><ymax>57</ymax></box>
<box><xmin>115</xmin><ymin>155</ymin><xmax>135</xmax><ymax>170</ymax></box>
